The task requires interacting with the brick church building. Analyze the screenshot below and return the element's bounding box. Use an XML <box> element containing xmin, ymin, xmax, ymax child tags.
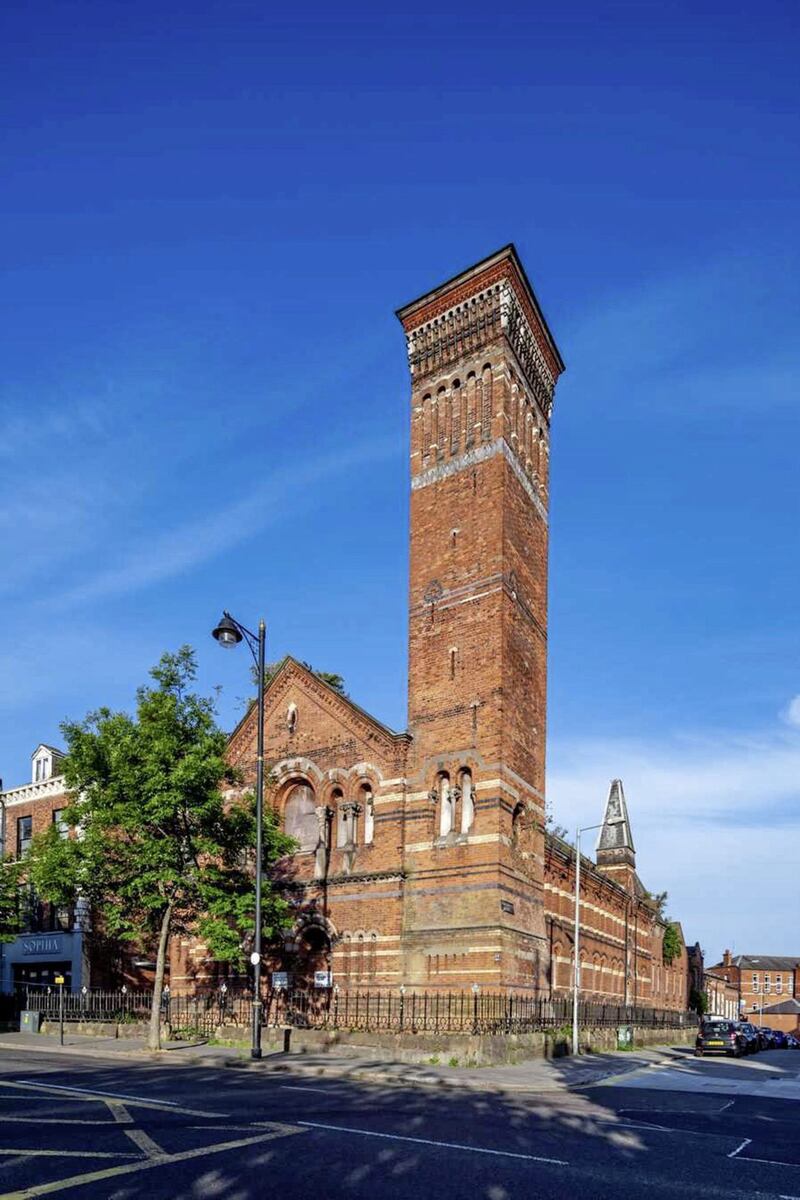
<box><xmin>174</xmin><ymin>245</ymin><xmax>690</xmax><ymax>1007</ymax></box>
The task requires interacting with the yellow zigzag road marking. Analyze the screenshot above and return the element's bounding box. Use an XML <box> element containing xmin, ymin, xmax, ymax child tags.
<box><xmin>123</xmin><ymin>1127</ymin><xmax>165</xmax><ymax>1159</ymax></box>
<box><xmin>0</xmin><ymin>1124</ymin><xmax>305</xmax><ymax>1199</ymax></box>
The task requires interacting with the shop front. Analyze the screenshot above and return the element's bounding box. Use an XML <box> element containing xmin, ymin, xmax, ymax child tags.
<box><xmin>0</xmin><ymin>931</ymin><xmax>85</xmax><ymax>994</ymax></box>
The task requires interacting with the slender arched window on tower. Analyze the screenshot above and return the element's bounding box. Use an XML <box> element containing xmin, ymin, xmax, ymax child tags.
<box><xmin>511</xmin><ymin>801</ymin><xmax>524</xmax><ymax>847</ymax></box>
<box><xmin>362</xmin><ymin>784</ymin><xmax>374</xmax><ymax>845</ymax></box>
<box><xmin>459</xmin><ymin>768</ymin><xmax>474</xmax><ymax>833</ymax></box>
<box><xmin>437</xmin><ymin>772</ymin><xmax>452</xmax><ymax>837</ymax></box>
<box><xmin>450</xmin><ymin>379</ymin><xmax>461</xmax><ymax>453</ymax></box>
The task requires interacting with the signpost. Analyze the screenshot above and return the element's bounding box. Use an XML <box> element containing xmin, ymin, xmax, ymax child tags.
<box><xmin>54</xmin><ymin>974</ymin><xmax>65</xmax><ymax>1046</ymax></box>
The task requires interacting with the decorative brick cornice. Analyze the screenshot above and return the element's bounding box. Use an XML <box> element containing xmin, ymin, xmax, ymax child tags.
<box><xmin>397</xmin><ymin>248</ymin><xmax>564</xmax><ymax>414</ymax></box>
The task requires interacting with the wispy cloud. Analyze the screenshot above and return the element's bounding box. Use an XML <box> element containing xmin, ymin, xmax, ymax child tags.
<box><xmin>562</xmin><ymin>252</ymin><xmax>800</xmax><ymax>416</ymax></box>
<box><xmin>548</xmin><ymin>705</ymin><xmax>800</xmax><ymax>960</ymax></box>
<box><xmin>46</xmin><ymin>435</ymin><xmax>398</xmax><ymax>608</ymax></box>
<box><xmin>782</xmin><ymin>695</ymin><xmax>800</xmax><ymax>729</ymax></box>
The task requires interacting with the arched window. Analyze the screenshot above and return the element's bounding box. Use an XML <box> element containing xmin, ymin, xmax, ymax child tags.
<box><xmin>368</xmin><ymin>932</ymin><xmax>377</xmax><ymax>978</ymax></box>
<box><xmin>333</xmin><ymin>788</ymin><xmax>347</xmax><ymax>847</ymax></box>
<box><xmin>465</xmin><ymin>373</ymin><xmax>477</xmax><ymax>443</ymax></box>
<box><xmin>284</xmin><ymin>783</ymin><xmax>318</xmax><ymax>851</ymax></box>
<box><xmin>511</xmin><ymin>801</ymin><xmax>525</xmax><ymax>847</ymax></box>
<box><xmin>362</xmin><ymin>784</ymin><xmax>374</xmax><ymax>845</ymax></box>
<box><xmin>460</xmin><ymin>769</ymin><xmax>474</xmax><ymax>833</ymax></box>
<box><xmin>341</xmin><ymin>933</ymin><xmax>351</xmax><ymax>978</ymax></box>
<box><xmin>481</xmin><ymin>364</ymin><xmax>493</xmax><ymax>436</ymax></box>
<box><xmin>437</xmin><ymin>772</ymin><xmax>452</xmax><ymax>837</ymax></box>
<box><xmin>450</xmin><ymin>379</ymin><xmax>461</xmax><ymax>452</ymax></box>
<box><xmin>356</xmin><ymin>932</ymin><xmax>365</xmax><ymax>978</ymax></box>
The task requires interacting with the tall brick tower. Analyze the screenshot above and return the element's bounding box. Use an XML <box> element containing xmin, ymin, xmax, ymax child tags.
<box><xmin>396</xmin><ymin>246</ymin><xmax>565</xmax><ymax>990</ymax></box>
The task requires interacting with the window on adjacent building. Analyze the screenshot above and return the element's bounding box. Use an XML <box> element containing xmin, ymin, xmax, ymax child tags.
<box><xmin>764</xmin><ymin>974</ymin><xmax>771</xmax><ymax>994</ymax></box>
<box><xmin>17</xmin><ymin>816</ymin><xmax>32</xmax><ymax>858</ymax></box>
<box><xmin>752</xmin><ymin>973</ymin><xmax>759</xmax><ymax>993</ymax></box>
<box><xmin>52</xmin><ymin>809</ymin><xmax>69</xmax><ymax>839</ymax></box>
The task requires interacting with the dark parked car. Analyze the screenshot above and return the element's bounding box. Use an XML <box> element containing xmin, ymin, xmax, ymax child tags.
<box><xmin>738</xmin><ymin>1022</ymin><xmax>760</xmax><ymax>1054</ymax></box>
<box><xmin>787</xmin><ymin>1034</ymin><xmax>799</xmax><ymax>1049</ymax></box>
<box><xmin>770</xmin><ymin>1029</ymin><xmax>788</xmax><ymax>1049</ymax></box>
<box><xmin>696</xmin><ymin>1020</ymin><xmax>745</xmax><ymax>1057</ymax></box>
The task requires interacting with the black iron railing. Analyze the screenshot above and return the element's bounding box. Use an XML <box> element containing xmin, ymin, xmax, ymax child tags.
<box><xmin>22</xmin><ymin>985</ymin><xmax>694</xmax><ymax>1037</ymax></box>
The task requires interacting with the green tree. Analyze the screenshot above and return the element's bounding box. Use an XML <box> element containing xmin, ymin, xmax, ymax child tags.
<box><xmin>689</xmin><ymin>986</ymin><xmax>709</xmax><ymax>1015</ymax></box>
<box><xmin>0</xmin><ymin>857</ymin><xmax>23</xmax><ymax>943</ymax></box>
<box><xmin>29</xmin><ymin>647</ymin><xmax>295</xmax><ymax>1051</ymax></box>
<box><xmin>662</xmin><ymin>922</ymin><xmax>682</xmax><ymax>964</ymax></box>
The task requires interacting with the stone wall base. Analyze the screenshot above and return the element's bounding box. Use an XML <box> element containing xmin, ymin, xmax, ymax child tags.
<box><xmin>35</xmin><ymin>1020</ymin><xmax>696</xmax><ymax>1063</ymax></box>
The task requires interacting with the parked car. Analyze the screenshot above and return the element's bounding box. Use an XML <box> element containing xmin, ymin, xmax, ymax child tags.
<box><xmin>737</xmin><ymin>1022</ymin><xmax>761</xmax><ymax>1054</ymax></box>
<box><xmin>755</xmin><ymin>1026</ymin><xmax>773</xmax><ymax>1050</ymax></box>
<box><xmin>770</xmin><ymin>1030</ymin><xmax>788</xmax><ymax>1049</ymax></box>
<box><xmin>786</xmin><ymin>1034</ymin><xmax>799</xmax><ymax>1049</ymax></box>
<box><xmin>696</xmin><ymin>1020</ymin><xmax>746</xmax><ymax>1057</ymax></box>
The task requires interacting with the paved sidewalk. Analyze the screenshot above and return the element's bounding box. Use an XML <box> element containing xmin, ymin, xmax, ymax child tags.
<box><xmin>0</xmin><ymin>1030</ymin><xmax>686</xmax><ymax>1094</ymax></box>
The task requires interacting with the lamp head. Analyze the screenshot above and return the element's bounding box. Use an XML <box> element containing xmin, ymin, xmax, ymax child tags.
<box><xmin>212</xmin><ymin>612</ymin><xmax>242</xmax><ymax>649</ymax></box>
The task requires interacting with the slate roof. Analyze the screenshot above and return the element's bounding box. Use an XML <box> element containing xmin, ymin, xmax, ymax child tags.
<box><xmin>596</xmin><ymin>778</ymin><xmax>635</xmax><ymax>854</ymax></box>
<box><xmin>731</xmin><ymin>955</ymin><xmax>800</xmax><ymax>971</ymax></box>
<box><xmin>761</xmin><ymin>998</ymin><xmax>800</xmax><ymax>1015</ymax></box>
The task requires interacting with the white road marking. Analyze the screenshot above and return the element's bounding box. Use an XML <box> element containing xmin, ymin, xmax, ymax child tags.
<box><xmin>12</xmin><ymin>1081</ymin><xmax>180</xmax><ymax>1106</ymax></box>
<box><xmin>280</xmin><ymin>1086</ymin><xmax>332</xmax><ymax>1093</ymax></box>
<box><xmin>298</xmin><ymin>1120</ymin><xmax>567</xmax><ymax>1164</ymax></box>
<box><xmin>718</xmin><ymin>1100</ymin><xmax>735</xmax><ymax>1112</ymax></box>
<box><xmin>738</xmin><ymin>1156</ymin><xmax>800</xmax><ymax>1168</ymax></box>
<box><xmin>728</xmin><ymin>1138</ymin><xmax>751</xmax><ymax>1159</ymax></box>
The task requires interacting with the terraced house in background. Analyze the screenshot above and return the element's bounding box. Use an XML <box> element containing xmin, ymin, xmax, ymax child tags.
<box><xmin>172</xmin><ymin>246</ymin><xmax>694</xmax><ymax>1011</ymax></box>
<box><xmin>707</xmin><ymin>951</ymin><xmax>800</xmax><ymax>1035</ymax></box>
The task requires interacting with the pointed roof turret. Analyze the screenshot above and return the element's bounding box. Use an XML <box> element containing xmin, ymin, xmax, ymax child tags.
<box><xmin>596</xmin><ymin>778</ymin><xmax>636</xmax><ymax>867</ymax></box>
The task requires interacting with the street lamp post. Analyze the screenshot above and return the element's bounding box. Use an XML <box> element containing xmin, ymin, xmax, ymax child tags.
<box><xmin>572</xmin><ymin>823</ymin><xmax>603</xmax><ymax>1057</ymax></box>
<box><xmin>212</xmin><ymin>610</ymin><xmax>267</xmax><ymax>1060</ymax></box>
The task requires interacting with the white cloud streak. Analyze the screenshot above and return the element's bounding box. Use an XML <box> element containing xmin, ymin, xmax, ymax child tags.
<box><xmin>548</xmin><ymin>715</ymin><xmax>800</xmax><ymax>962</ymax></box>
<box><xmin>46</xmin><ymin>435</ymin><xmax>397</xmax><ymax>608</ymax></box>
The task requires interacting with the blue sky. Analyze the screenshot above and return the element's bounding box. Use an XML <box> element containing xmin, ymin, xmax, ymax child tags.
<box><xmin>2</xmin><ymin>0</ymin><xmax>798</xmax><ymax>962</ymax></box>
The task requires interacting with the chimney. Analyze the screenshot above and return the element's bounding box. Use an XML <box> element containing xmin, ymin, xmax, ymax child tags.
<box><xmin>722</xmin><ymin>949</ymin><xmax>732</xmax><ymax>968</ymax></box>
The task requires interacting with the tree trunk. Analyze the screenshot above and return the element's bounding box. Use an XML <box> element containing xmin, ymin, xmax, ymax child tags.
<box><xmin>148</xmin><ymin>903</ymin><xmax>173</xmax><ymax>1052</ymax></box>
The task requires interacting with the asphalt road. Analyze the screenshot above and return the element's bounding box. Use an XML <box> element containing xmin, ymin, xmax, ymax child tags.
<box><xmin>0</xmin><ymin>1047</ymin><xmax>797</xmax><ymax>1199</ymax></box>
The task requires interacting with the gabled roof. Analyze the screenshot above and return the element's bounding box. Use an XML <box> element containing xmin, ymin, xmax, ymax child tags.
<box><xmin>227</xmin><ymin>655</ymin><xmax>409</xmax><ymax>749</ymax></box>
<box><xmin>31</xmin><ymin>744</ymin><xmax>65</xmax><ymax>759</ymax></box>
<box><xmin>597</xmin><ymin>778</ymin><xmax>635</xmax><ymax>854</ymax></box>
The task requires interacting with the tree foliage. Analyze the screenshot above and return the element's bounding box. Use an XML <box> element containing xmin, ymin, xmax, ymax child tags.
<box><xmin>0</xmin><ymin>857</ymin><xmax>23</xmax><ymax>944</ymax></box>
<box><xmin>29</xmin><ymin>646</ymin><xmax>295</xmax><ymax>1050</ymax></box>
<box><xmin>689</xmin><ymin>986</ymin><xmax>709</xmax><ymax>1015</ymax></box>
<box><xmin>645</xmin><ymin>890</ymin><xmax>669</xmax><ymax>918</ymax></box>
<box><xmin>662</xmin><ymin>921</ymin><xmax>683</xmax><ymax>964</ymax></box>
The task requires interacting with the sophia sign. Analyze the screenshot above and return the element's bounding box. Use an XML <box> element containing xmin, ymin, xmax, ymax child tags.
<box><xmin>22</xmin><ymin>937</ymin><xmax>64</xmax><ymax>957</ymax></box>
<box><xmin>314</xmin><ymin>971</ymin><xmax>333</xmax><ymax>989</ymax></box>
